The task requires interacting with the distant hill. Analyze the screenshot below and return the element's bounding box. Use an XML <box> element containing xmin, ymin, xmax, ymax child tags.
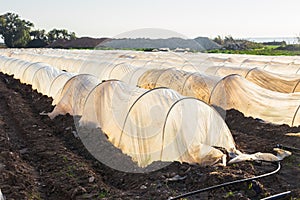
<box><xmin>102</xmin><ymin>37</ymin><xmax>221</xmax><ymax>51</ymax></box>
<box><xmin>47</xmin><ymin>37</ymin><xmax>110</xmax><ymax>48</ymax></box>
<box><xmin>46</xmin><ymin>36</ymin><xmax>221</xmax><ymax>51</ymax></box>
<box><xmin>194</xmin><ymin>37</ymin><xmax>221</xmax><ymax>50</ymax></box>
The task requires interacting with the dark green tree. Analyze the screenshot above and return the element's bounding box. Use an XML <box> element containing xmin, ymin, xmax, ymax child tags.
<box><xmin>27</xmin><ymin>29</ymin><xmax>48</xmax><ymax>48</ymax></box>
<box><xmin>224</xmin><ymin>35</ymin><xmax>234</xmax><ymax>43</ymax></box>
<box><xmin>0</xmin><ymin>12</ymin><xmax>33</xmax><ymax>47</ymax></box>
<box><xmin>47</xmin><ymin>28</ymin><xmax>76</xmax><ymax>43</ymax></box>
<box><xmin>213</xmin><ymin>35</ymin><xmax>223</xmax><ymax>45</ymax></box>
<box><xmin>30</xmin><ymin>29</ymin><xmax>47</xmax><ymax>40</ymax></box>
<box><xmin>296</xmin><ymin>33</ymin><xmax>300</xmax><ymax>45</ymax></box>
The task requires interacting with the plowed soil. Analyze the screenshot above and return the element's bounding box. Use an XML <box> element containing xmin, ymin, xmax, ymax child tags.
<box><xmin>0</xmin><ymin>72</ymin><xmax>299</xmax><ymax>200</ymax></box>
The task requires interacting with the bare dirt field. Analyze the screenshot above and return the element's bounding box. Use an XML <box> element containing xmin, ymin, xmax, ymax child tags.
<box><xmin>0</xmin><ymin>72</ymin><xmax>299</xmax><ymax>200</ymax></box>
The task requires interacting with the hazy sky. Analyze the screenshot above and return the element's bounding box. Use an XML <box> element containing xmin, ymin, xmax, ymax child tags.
<box><xmin>0</xmin><ymin>0</ymin><xmax>300</xmax><ymax>40</ymax></box>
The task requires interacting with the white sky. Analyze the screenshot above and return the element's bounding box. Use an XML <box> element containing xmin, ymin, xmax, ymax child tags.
<box><xmin>0</xmin><ymin>0</ymin><xmax>300</xmax><ymax>41</ymax></box>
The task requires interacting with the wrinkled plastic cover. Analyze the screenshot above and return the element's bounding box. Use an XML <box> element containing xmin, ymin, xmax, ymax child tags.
<box><xmin>78</xmin><ymin>80</ymin><xmax>235</xmax><ymax>167</ymax></box>
<box><xmin>138</xmin><ymin>68</ymin><xmax>300</xmax><ymax>126</ymax></box>
<box><xmin>206</xmin><ymin>66</ymin><xmax>300</xmax><ymax>93</ymax></box>
<box><xmin>211</xmin><ymin>75</ymin><xmax>300</xmax><ymax>126</ymax></box>
<box><xmin>48</xmin><ymin>74</ymin><xmax>101</xmax><ymax>117</ymax></box>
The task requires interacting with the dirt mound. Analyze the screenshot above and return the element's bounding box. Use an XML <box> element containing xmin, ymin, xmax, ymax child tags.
<box><xmin>47</xmin><ymin>37</ymin><xmax>111</xmax><ymax>49</ymax></box>
<box><xmin>102</xmin><ymin>37</ymin><xmax>221</xmax><ymax>51</ymax></box>
<box><xmin>0</xmin><ymin>72</ymin><xmax>299</xmax><ymax>199</ymax></box>
<box><xmin>45</xmin><ymin>36</ymin><xmax>221</xmax><ymax>51</ymax></box>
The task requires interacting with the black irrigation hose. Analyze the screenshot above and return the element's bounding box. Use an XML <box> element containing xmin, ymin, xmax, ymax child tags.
<box><xmin>168</xmin><ymin>162</ymin><xmax>281</xmax><ymax>200</ymax></box>
<box><xmin>260</xmin><ymin>191</ymin><xmax>291</xmax><ymax>200</ymax></box>
<box><xmin>276</xmin><ymin>144</ymin><xmax>300</xmax><ymax>152</ymax></box>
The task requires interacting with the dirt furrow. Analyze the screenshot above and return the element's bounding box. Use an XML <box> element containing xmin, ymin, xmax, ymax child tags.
<box><xmin>0</xmin><ymin>74</ymin><xmax>114</xmax><ymax>199</ymax></box>
<box><xmin>0</xmin><ymin>72</ymin><xmax>299</xmax><ymax>199</ymax></box>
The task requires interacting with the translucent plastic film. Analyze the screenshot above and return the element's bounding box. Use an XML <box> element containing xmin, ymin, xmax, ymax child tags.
<box><xmin>138</xmin><ymin>68</ymin><xmax>300</xmax><ymax>126</ymax></box>
<box><xmin>79</xmin><ymin>80</ymin><xmax>236</xmax><ymax>167</ymax></box>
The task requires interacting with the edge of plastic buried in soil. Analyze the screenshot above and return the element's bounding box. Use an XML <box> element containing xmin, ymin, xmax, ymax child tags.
<box><xmin>74</xmin><ymin>28</ymin><xmax>228</xmax><ymax>173</ymax></box>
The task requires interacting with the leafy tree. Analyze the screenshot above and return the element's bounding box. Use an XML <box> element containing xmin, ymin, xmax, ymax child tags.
<box><xmin>47</xmin><ymin>28</ymin><xmax>76</xmax><ymax>43</ymax></box>
<box><xmin>213</xmin><ymin>35</ymin><xmax>223</xmax><ymax>45</ymax></box>
<box><xmin>296</xmin><ymin>33</ymin><xmax>300</xmax><ymax>45</ymax></box>
<box><xmin>1</xmin><ymin>12</ymin><xmax>77</xmax><ymax>48</ymax></box>
<box><xmin>27</xmin><ymin>29</ymin><xmax>48</xmax><ymax>48</ymax></box>
<box><xmin>0</xmin><ymin>12</ymin><xmax>33</xmax><ymax>47</ymax></box>
<box><xmin>30</xmin><ymin>29</ymin><xmax>47</xmax><ymax>41</ymax></box>
<box><xmin>224</xmin><ymin>35</ymin><xmax>234</xmax><ymax>43</ymax></box>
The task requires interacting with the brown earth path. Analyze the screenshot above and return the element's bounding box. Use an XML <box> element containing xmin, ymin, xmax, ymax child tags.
<box><xmin>0</xmin><ymin>72</ymin><xmax>299</xmax><ymax>199</ymax></box>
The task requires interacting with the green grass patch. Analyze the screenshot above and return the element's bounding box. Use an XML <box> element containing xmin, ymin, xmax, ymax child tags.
<box><xmin>207</xmin><ymin>48</ymin><xmax>300</xmax><ymax>56</ymax></box>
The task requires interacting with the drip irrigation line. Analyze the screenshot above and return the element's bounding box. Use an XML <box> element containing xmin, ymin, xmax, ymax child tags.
<box><xmin>276</xmin><ymin>144</ymin><xmax>300</xmax><ymax>152</ymax></box>
<box><xmin>260</xmin><ymin>191</ymin><xmax>291</xmax><ymax>200</ymax></box>
<box><xmin>168</xmin><ymin>162</ymin><xmax>281</xmax><ymax>200</ymax></box>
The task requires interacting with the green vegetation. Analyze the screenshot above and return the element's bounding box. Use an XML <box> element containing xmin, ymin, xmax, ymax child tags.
<box><xmin>0</xmin><ymin>12</ymin><xmax>76</xmax><ymax>48</ymax></box>
<box><xmin>66</xmin><ymin>165</ymin><xmax>76</xmax><ymax>177</ymax></box>
<box><xmin>224</xmin><ymin>191</ymin><xmax>234</xmax><ymax>198</ymax></box>
<box><xmin>209</xmin><ymin>35</ymin><xmax>300</xmax><ymax>56</ymax></box>
<box><xmin>0</xmin><ymin>13</ymin><xmax>33</xmax><ymax>47</ymax></box>
<box><xmin>207</xmin><ymin>48</ymin><xmax>300</xmax><ymax>56</ymax></box>
<box><xmin>47</xmin><ymin>29</ymin><xmax>76</xmax><ymax>44</ymax></box>
<box><xmin>97</xmin><ymin>190</ymin><xmax>109</xmax><ymax>198</ymax></box>
<box><xmin>28</xmin><ymin>193</ymin><xmax>42</xmax><ymax>200</ymax></box>
<box><xmin>1</xmin><ymin>12</ymin><xmax>300</xmax><ymax>56</ymax></box>
<box><xmin>248</xmin><ymin>182</ymin><xmax>253</xmax><ymax>190</ymax></box>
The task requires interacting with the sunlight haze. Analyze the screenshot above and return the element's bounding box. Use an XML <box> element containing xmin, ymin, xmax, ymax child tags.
<box><xmin>0</xmin><ymin>0</ymin><xmax>299</xmax><ymax>40</ymax></box>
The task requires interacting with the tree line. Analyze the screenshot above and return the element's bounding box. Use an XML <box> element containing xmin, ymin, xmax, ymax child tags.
<box><xmin>0</xmin><ymin>12</ymin><xmax>76</xmax><ymax>48</ymax></box>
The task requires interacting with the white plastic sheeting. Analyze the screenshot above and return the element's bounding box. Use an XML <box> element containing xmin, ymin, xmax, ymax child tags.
<box><xmin>49</xmin><ymin>72</ymin><xmax>76</xmax><ymax>104</ymax></box>
<box><xmin>32</xmin><ymin>65</ymin><xmax>62</xmax><ymax>95</ymax></box>
<box><xmin>3</xmin><ymin>49</ymin><xmax>300</xmax><ymax>127</ymax></box>
<box><xmin>76</xmin><ymin>80</ymin><xmax>235</xmax><ymax>167</ymax></box>
<box><xmin>206</xmin><ymin>66</ymin><xmax>300</xmax><ymax>93</ymax></box>
<box><xmin>0</xmin><ymin>189</ymin><xmax>4</xmax><ymax>200</ymax></box>
<box><xmin>210</xmin><ymin>75</ymin><xmax>300</xmax><ymax>126</ymax></box>
<box><xmin>138</xmin><ymin>68</ymin><xmax>300</xmax><ymax>126</ymax></box>
<box><xmin>48</xmin><ymin>74</ymin><xmax>101</xmax><ymax>117</ymax></box>
<box><xmin>207</xmin><ymin>55</ymin><xmax>300</xmax><ymax>75</ymax></box>
<box><xmin>0</xmin><ymin>56</ymin><xmax>66</xmax><ymax>98</ymax></box>
<box><xmin>3</xmin><ymin>49</ymin><xmax>300</xmax><ymax>75</ymax></box>
<box><xmin>0</xmin><ymin>55</ymin><xmax>237</xmax><ymax>167</ymax></box>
